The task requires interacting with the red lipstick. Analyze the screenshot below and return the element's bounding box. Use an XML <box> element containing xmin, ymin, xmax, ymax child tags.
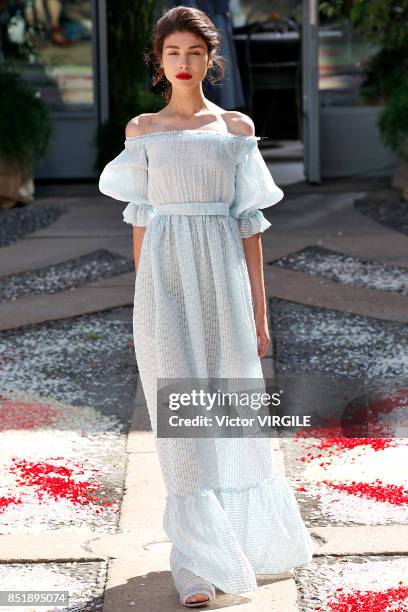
<box><xmin>176</xmin><ymin>73</ymin><xmax>192</xmax><ymax>80</ymax></box>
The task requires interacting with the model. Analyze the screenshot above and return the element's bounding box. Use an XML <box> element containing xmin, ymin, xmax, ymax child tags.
<box><xmin>99</xmin><ymin>5</ymin><xmax>314</xmax><ymax>608</ymax></box>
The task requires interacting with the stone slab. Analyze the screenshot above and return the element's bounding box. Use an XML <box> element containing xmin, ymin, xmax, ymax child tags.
<box><xmin>264</xmin><ymin>266</ymin><xmax>408</xmax><ymax>323</ymax></box>
<box><xmin>0</xmin><ymin>273</ymin><xmax>134</xmax><ymax>331</ymax></box>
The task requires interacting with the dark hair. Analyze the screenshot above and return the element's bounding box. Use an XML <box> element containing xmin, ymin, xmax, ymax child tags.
<box><xmin>147</xmin><ymin>5</ymin><xmax>226</xmax><ymax>103</ymax></box>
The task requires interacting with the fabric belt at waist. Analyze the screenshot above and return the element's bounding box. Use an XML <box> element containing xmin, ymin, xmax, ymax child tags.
<box><xmin>155</xmin><ymin>202</ymin><xmax>230</xmax><ymax>216</ymax></box>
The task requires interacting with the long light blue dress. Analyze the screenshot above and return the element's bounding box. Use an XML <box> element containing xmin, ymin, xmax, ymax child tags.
<box><xmin>99</xmin><ymin>129</ymin><xmax>314</xmax><ymax>597</ymax></box>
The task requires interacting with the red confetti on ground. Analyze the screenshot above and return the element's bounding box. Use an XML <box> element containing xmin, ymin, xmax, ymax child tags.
<box><xmin>294</xmin><ymin>389</ymin><xmax>408</xmax><ymax>464</ymax></box>
<box><xmin>322</xmin><ymin>479</ymin><xmax>408</xmax><ymax>506</ymax></box>
<box><xmin>0</xmin><ymin>400</ymin><xmax>58</xmax><ymax>431</ymax></box>
<box><xmin>0</xmin><ymin>496</ymin><xmax>22</xmax><ymax>512</ymax></box>
<box><xmin>315</xmin><ymin>438</ymin><xmax>397</xmax><ymax>451</ymax></box>
<box><xmin>368</xmin><ymin>389</ymin><xmax>408</xmax><ymax>415</ymax></box>
<box><xmin>326</xmin><ymin>584</ymin><xmax>408</xmax><ymax>611</ymax></box>
<box><xmin>311</xmin><ymin>435</ymin><xmax>396</xmax><ymax>453</ymax></box>
<box><xmin>295</xmin><ymin>434</ymin><xmax>399</xmax><ymax>466</ymax></box>
<box><xmin>9</xmin><ymin>458</ymin><xmax>112</xmax><ymax>507</ymax></box>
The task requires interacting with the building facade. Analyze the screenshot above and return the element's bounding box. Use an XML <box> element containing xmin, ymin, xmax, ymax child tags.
<box><xmin>0</xmin><ymin>0</ymin><xmax>395</xmax><ymax>181</ymax></box>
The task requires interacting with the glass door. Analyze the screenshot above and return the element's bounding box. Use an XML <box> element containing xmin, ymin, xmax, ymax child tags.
<box><xmin>304</xmin><ymin>0</ymin><xmax>395</xmax><ymax>179</ymax></box>
<box><xmin>1</xmin><ymin>0</ymin><xmax>107</xmax><ymax>178</ymax></box>
<box><xmin>302</xmin><ymin>0</ymin><xmax>320</xmax><ymax>183</ymax></box>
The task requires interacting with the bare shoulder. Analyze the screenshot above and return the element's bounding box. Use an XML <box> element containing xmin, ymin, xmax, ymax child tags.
<box><xmin>222</xmin><ymin>111</ymin><xmax>255</xmax><ymax>137</ymax></box>
<box><xmin>125</xmin><ymin>113</ymin><xmax>155</xmax><ymax>138</ymax></box>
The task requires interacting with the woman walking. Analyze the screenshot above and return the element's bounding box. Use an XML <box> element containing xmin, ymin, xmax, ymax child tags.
<box><xmin>99</xmin><ymin>6</ymin><xmax>314</xmax><ymax>607</ymax></box>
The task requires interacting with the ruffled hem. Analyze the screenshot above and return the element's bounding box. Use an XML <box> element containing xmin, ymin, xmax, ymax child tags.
<box><xmin>237</xmin><ymin>209</ymin><xmax>272</xmax><ymax>238</ymax></box>
<box><xmin>163</xmin><ymin>473</ymin><xmax>315</xmax><ymax>595</ymax></box>
<box><xmin>122</xmin><ymin>202</ymin><xmax>157</xmax><ymax>227</ymax></box>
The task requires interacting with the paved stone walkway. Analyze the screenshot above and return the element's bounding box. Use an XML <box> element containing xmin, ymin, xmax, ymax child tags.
<box><xmin>0</xmin><ymin>179</ymin><xmax>407</xmax><ymax>611</ymax></box>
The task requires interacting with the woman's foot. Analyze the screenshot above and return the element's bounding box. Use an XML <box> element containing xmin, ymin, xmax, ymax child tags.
<box><xmin>180</xmin><ymin>575</ymin><xmax>215</xmax><ymax>608</ymax></box>
<box><xmin>184</xmin><ymin>593</ymin><xmax>210</xmax><ymax>605</ymax></box>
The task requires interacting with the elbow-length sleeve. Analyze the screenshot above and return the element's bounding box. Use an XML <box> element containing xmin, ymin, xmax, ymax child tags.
<box><xmin>229</xmin><ymin>138</ymin><xmax>284</xmax><ymax>238</ymax></box>
<box><xmin>98</xmin><ymin>138</ymin><xmax>157</xmax><ymax>227</ymax></box>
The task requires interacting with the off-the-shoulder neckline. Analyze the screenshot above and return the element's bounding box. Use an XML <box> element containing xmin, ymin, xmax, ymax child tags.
<box><xmin>125</xmin><ymin>129</ymin><xmax>261</xmax><ymax>142</ymax></box>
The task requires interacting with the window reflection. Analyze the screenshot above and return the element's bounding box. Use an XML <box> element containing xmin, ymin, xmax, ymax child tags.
<box><xmin>1</xmin><ymin>0</ymin><xmax>94</xmax><ymax>110</ymax></box>
<box><xmin>230</xmin><ymin>0</ymin><xmax>381</xmax><ymax>108</ymax></box>
<box><xmin>318</xmin><ymin>18</ymin><xmax>380</xmax><ymax>107</ymax></box>
<box><xmin>230</xmin><ymin>0</ymin><xmax>301</xmax><ymax>27</ymax></box>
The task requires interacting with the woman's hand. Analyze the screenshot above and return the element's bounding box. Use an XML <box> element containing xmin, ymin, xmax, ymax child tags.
<box><xmin>255</xmin><ymin>311</ymin><xmax>270</xmax><ymax>358</ymax></box>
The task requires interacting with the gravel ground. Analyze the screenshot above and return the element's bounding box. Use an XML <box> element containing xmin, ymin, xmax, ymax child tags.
<box><xmin>269</xmin><ymin>297</ymin><xmax>408</xmax><ymax>381</ymax></box>
<box><xmin>0</xmin><ymin>561</ymin><xmax>106</xmax><ymax>611</ymax></box>
<box><xmin>0</xmin><ymin>307</ymin><xmax>151</xmax><ymax>535</ymax></box>
<box><xmin>0</xmin><ymin>249</ymin><xmax>133</xmax><ymax>302</ymax></box>
<box><xmin>354</xmin><ymin>194</ymin><xmax>408</xmax><ymax>235</ymax></box>
<box><xmin>294</xmin><ymin>555</ymin><xmax>408</xmax><ymax>612</ymax></box>
<box><xmin>283</xmin><ymin>432</ymin><xmax>408</xmax><ymax>528</ymax></box>
<box><xmin>0</xmin><ymin>306</ymin><xmax>143</xmax><ymax>425</ymax></box>
<box><xmin>0</xmin><ymin>203</ymin><xmax>66</xmax><ymax>247</ymax></box>
<box><xmin>269</xmin><ymin>298</ymin><xmax>408</xmax><ymax>528</ymax></box>
<box><xmin>270</xmin><ymin>245</ymin><xmax>408</xmax><ymax>295</ymax></box>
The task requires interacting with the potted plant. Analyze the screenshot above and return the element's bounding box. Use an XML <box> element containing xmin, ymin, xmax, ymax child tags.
<box><xmin>0</xmin><ymin>67</ymin><xmax>52</xmax><ymax>208</ymax></box>
<box><xmin>320</xmin><ymin>0</ymin><xmax>408</xmax><ymax>195</ymax></box>
<box><xmin>375</xmin><ymin>67</ymin><xmax>408</xmax><ymax>198</ymax></box>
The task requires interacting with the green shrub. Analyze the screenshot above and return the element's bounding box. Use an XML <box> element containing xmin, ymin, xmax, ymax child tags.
<box><xmin>0</xmin><ymin>67</ymin><xmax>52</xmax><ymax>167</ymax></box>
<box><xmin>378</xmin><ymin>75</ymin><xmax>408</xmax><ymax>159</ymax></box>
<box><xmin>95</xmin><ymin>0</ymin><xmax>163</xmax><ymax>171</ymax></box>
<box><xmin>320</xmin><ymin>0</ymin><xmax>408</xmax><ymax>160</ymax></box>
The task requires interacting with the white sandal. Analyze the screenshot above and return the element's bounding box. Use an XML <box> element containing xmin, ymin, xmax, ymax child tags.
<box><xmin>180</xmin><ymin>575</ymin><xmax>216</xmax><ymax>608</ymax></box>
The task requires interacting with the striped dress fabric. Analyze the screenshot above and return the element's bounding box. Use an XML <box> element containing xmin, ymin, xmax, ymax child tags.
<box><xmin>99</xmin><ymin>129</ymin><xmax>314</xmax><ymax>596</ymax></box>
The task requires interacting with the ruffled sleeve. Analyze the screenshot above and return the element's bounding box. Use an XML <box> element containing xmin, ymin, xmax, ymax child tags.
<box><xmin>229</xmin><ymin>138</ymin><xmax>284</xmax><ymax>238</ymax></box>
<box><xmin>98</xmin><ymin>137</ymin><xmax>157</xmax><ymax>227</ymax></box>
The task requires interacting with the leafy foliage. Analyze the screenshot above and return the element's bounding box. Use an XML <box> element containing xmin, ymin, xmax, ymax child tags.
<box><xmin>95</xmin><ymin>0</ymin><xmax>163</xmax><ymax>171</ymax></box>
<box><xmin>349</xmin><ymin>0</ymin><xmax>408</xmax><ymax>50</ymax></box>
<box><xmin>0</xmin><ymin>66</ymin><xmax>52</xmax><ymax>167</ymax></box>
<box><xmin>319</xmin><ymin>0</ymin><xmax>408</xmax><ymax>159</ymax></box>
<box><xmin>378</xmin><ymin>75</ymin><xmax>408</xmax><ymax>158</ymax></box>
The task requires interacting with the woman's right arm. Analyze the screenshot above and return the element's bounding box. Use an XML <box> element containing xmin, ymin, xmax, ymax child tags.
<box><xmin>99</xmin><ymin>114</ymin><xmax>154</xmax><ymax>274</ymax></box>
<box><xmin>126</xmin><ymin>115</ymin><xmax>148</xmax><ymax>274</ymax></box>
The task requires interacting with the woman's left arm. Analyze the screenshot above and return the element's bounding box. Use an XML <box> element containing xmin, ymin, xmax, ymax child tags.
<box><xmin>226</xmin><ymin>112</ymin><xmax>283</xmax><ymax>359</ymax></box>
<box><xmin>242</xmin><ymin>233</ymin><xmax>270</xmax><ymax>358</ymax></box>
